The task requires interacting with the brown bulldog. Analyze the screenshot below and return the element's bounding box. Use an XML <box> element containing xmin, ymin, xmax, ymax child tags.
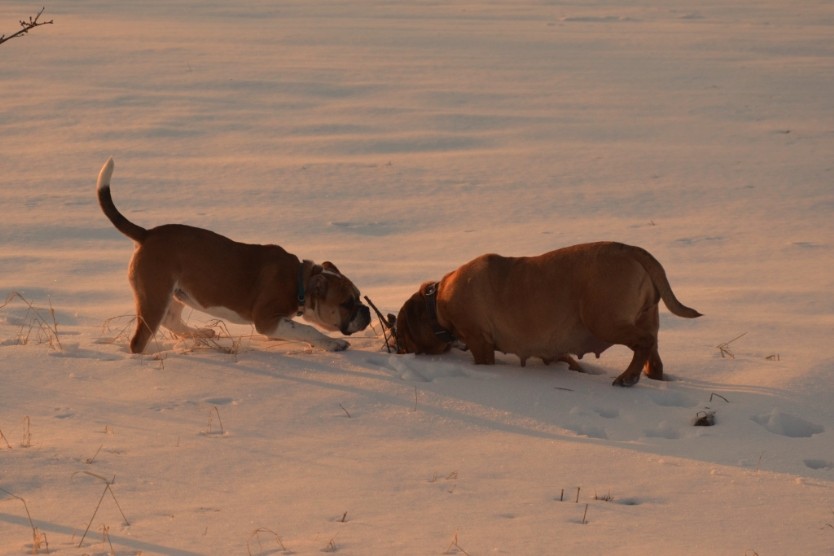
<box><xmin>393</xmin><ymin>242</ymin><xmax>701</xmax><ymax>386</ymax></box>
<box><xmin>97</xmin><ymin>158</ymin><xmax>370</xmax><ymax>354</ymax></box>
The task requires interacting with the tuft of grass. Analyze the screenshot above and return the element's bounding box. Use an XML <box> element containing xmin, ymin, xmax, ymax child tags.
<box><xmin>1</xmin><ymin>292</ymin><xmax>62</xmax><ymax>350</ymax></box>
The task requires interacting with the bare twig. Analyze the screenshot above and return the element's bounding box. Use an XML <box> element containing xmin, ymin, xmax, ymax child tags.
<box><xmin>716</xmin><ymin>332</ymin><xmax>747</xmax><ymax>359</ymax></box>
<box><xmin>364</xmin><ymin>295</ymin><xmax>395</xmax><ymax>353</ymax></box>
<box><xmin>338</xmin><ymin>403</ymin><xmax>352</xmax><ymax>418</ymax></box>
<box><xmin>0</xmin><ymin>7</ymin><xmax>54</xmax><ymax>47</ymax></box>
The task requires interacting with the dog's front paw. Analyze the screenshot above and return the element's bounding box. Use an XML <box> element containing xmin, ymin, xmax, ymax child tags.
<box><xmin>320</xmin><ymin>338</ymin><xmax>350</xmax><ymax>352</ymax></box>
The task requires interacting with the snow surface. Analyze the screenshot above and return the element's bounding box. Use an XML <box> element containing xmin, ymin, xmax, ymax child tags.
<box><xmin>1</xmin><ymin>1</ymin><xmax>833</xmax><ymax>554</ymax></box>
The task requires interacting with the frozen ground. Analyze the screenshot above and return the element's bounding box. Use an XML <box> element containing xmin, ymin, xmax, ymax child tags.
<box><xmin>1</xmin><ymin>1</ymin><xmax>833</xmax><ymax>554</ymax></box>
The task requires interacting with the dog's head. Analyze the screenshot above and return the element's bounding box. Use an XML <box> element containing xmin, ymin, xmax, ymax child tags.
<box><xmin>303</xmin><ymin>262</ymin><xmax>371</xmax><ymax>336</ymax></box>
<box><xmin>390</xmin><ymin>282</ymin><xmax>454</xmax><ymax>355</ymax></box>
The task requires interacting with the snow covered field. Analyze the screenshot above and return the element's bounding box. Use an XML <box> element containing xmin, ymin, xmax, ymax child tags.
<box><xmin>1</xmin><ymin>1</ymin><xmax>833</xmax><ymax>554</ymax></box>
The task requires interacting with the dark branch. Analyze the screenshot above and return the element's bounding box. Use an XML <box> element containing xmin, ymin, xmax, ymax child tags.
<box><xmin>0</xmin><ymin>7</ymin><xmax>54</xmax><ymax>47</ymax></box>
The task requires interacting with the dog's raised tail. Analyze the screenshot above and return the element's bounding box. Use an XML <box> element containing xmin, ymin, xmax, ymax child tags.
<box><xmin>627</xmin><ymin>244</ymin><xmax>702</xmax><ymax>319</ymax></box>
<box><xmin>97</xmin><ymin>157</ymin><xmax>148</xmax><ymax>243</ymax></box>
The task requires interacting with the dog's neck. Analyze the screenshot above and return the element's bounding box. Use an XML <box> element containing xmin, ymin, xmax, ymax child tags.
<box><xmin>296</xmin><ymin>260</ymin><xmax>316</xmax><ymax>316</ymax></box>
<box><xmin>424</xmin><ymin>282</ymin><xmax>456</xmax><ymax>343</ymax></box>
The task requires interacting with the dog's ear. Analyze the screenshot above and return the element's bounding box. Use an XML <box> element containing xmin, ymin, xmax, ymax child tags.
<box><xmin>321</xmin><ymin>261</ymin><xmax>341</xmax><ymax>274</ymax></box>
<box><xmin>418</xmin><ymin>281</ymin><xmax>434</xmax><ymax>296</ymax></box>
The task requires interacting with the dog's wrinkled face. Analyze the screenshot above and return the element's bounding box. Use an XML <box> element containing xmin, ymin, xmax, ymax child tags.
<box><xmin>303</xmin><ymin>262</ymin><xmax>371</xmax><ymax>335</ymax></box>
<box><xmin>393</xmin><ymin>283</ymin><xmax>453</xmax><ymax>355</ymax></box>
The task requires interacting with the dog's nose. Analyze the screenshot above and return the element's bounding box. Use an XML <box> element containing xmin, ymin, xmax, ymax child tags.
<box><xmin>358</xmin><ymin>305</ymin><xmax>371</xmax><ymax>324</ymax></box>
<box><xmin>341</xmin><ymin>305</ymin><xmax>371</xmax><ymax>335</ymax></box>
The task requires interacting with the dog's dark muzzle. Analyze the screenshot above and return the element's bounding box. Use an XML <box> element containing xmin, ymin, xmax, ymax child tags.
<box><xmin>341</xmin><ymin>304</ymin><xmax>371</xmax><ymax>335</ymax></box>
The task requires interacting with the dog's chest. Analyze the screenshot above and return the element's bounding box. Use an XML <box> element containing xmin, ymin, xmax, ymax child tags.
<box><xmin>174</xmin><ymin>288</ymin><xmax>249</xmax><ymax>325</ymax></box>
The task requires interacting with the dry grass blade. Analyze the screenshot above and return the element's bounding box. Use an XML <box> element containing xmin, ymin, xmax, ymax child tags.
<box><xmin>716</xmin><ymin>332</ymin><xmax>747</xmax><ymax>359</ymax></box>
<box><xmin>73</xmin><ymin>472</ymin><xmax>130</xmax><ymax>548</ymax></box>
<box><xmin>445</xmin><ymin>532</ymin><xmax>471</xmax><ymax>555</ymax></box>
<box><xmin>0</xmin><ymin>428</ymin><xmax>12</xmax><ymax>449</ymax></box>
<box><xmin>247</xmin><ymin>527</ymin><xmax>288</xmax><ymax>555</ymax></box>
<box><xmin>0</xmin><ymin>487</ymin><xmax>49</xmax><ymax>554</ymax></box>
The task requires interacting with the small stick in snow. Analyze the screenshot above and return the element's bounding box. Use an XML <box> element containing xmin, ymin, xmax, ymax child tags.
<box><xmin>339</xmin><ymin>403</ymin><xmax>352</xmax><ymax>418</ymax></box>
<box><xmin>364</xmin><ymin>295</ymin><xmax>396</xmax><ymax>353</ymax></box>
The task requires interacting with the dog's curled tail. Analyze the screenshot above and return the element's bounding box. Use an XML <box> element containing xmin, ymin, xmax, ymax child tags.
<box><xmin>628</xmin><ymin>244</ymin><xmax>702</xmax><ymax>319</ymax></box>
<box><xmin>97</xmin><ymin>157</ymin><xmax>148</xmax><ymax>243</ymax></box>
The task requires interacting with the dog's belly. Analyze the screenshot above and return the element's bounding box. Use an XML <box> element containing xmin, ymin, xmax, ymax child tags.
<box><xmin>497</xmin><ymin>326</ymin><xmax>612</xmax><ymax>361</ymax></box>
<box><xmin>174</xmin><ymin>288</ymin><xmax>250</xmax><ymax>325</ymax></box>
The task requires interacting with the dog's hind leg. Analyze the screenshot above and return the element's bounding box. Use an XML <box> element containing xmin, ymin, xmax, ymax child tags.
<box><xmin>128</xmin><ymin>268</ymin><xmax>176</xmax><ymax>353</ymax></box>
<box><xmin>593</xmin><ymin>320</ymin><xmax>654</xmax><ymax>387</ymax></box>
<box><xmin>130</xmin><ymin>293</ymin><xmax>167</xmax><ymax>353</ymax></box>
<box><xmin>162</xmin><ymin>298</ymin><xmax>216</xmax><ymax>339</ymax></box>
<box><xmin>640</xmin><ymin>305</ymin><xmax>663</xmax><ymax>380</ymax></box>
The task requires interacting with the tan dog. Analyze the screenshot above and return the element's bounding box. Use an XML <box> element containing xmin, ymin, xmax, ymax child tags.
<box><xmin>393</xmin><ymin>242</ymin><xmax>701</xmax><ymax>386</ymax></box>
<box><xmin>97</xmin><ymin>158</ymin><xmax>370</xmax><ymax>354</ymax></box>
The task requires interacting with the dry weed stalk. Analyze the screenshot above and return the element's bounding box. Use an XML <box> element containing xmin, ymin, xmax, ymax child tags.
<box><xmin>0</xmin><ymin>487</ymin><xmax>49</xmax><ymax>554</ymax></box>
<box><xmin>247</xmin><ymin>527</ymin><xmax>288</xmax><ymax>555</ymax></box>
<box><xmin>74</xmin><ymin>472</ymin><xmax>129</xmax><ymax>548</ymax></box>
<box><xmin>0</xmin><ymin>428</ymin><xmax>12</xmax><ymax>449</ymax></box>
<box><xmin>184</xmin><ymin>319</ymin><xmax>250</xmax><ymax>357</ymax></box>
<box><xmin>85</xmin><ymin>444</ymin><xmax>104</xmax><ymax>465</ymax></box>
<box><xmin>593</xmin><ymin>490</ymin><xmax>614</xmax><ymax>502</ymax></box>
<box><xmin>101</xmin><ymin>524</ymin><xmax>115</xmax><ymax>555</ymax></box>
<box><xmin>1</xmin><ymin>292</ymin><xmax>62</xmax><ymax>350</ymax></box>
<box><xmin>203</xmin><ymin>406</ymin><xmax>226</xmax><ymax>436</ymax></box>
<box><xmin>22</xmin><ymin>416</ymin><xmax>32</xmax><ymax>448</ymax></box>
<box><xmin>444</xmin><ymin>532</ymin><xmax>471</xmax><ymax>556</ymax></box>
<box><xmin>716</xmin><ymin>332</ymin><xmax>747</xmax><ymax>359</ymax></box>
